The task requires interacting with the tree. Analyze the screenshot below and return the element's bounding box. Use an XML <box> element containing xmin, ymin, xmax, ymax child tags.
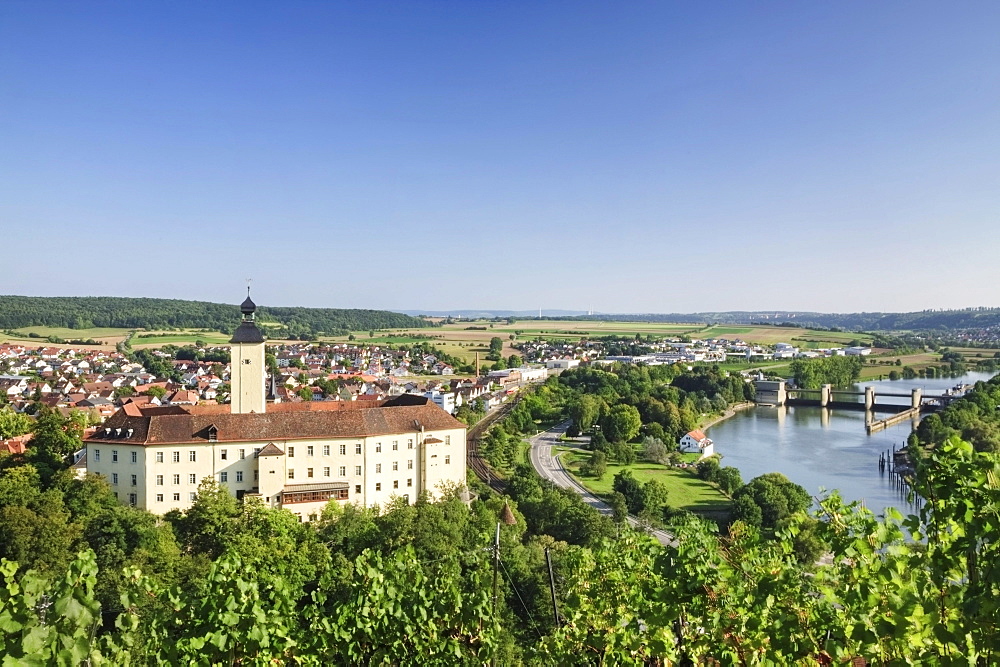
<box><xmin>696</xmin><ymin>456</ymin><xmax>721</xmax><ymax>483</ymax></box>
<box><xmin>640</xmin><ymin>480</ymin><xmax>669</xmax><ymax>520</ymax></box>
<box><xmin>0</xmin><ymin>407</ymin><xmax>31</xmax><ymax>440</ymax></box>
<box><xmin>569</xmin><ymin>395</ymin><xmax>605</xmax><ymax>434</ymax></box>
<box><xmin>613</xmin><ymin>470</ymin><xmax>644</xmax><ymax>514</ymax></box>
<box><xmin>608</xmin><ymin>491</ymin><xmax>628</xmax><ymax>524</ymax></box>
<box><xmin>144</xmin><ymin>385</ymin><xmax>167</xmax><ymax>399</ymax></box>
<box><xmin>602</xmin><ymin>404</ymin><xmax>641</xmax><ymax>443</ymax></box>
<box><xmin>580</xmin><ymin>450</ymin><xmax>608</xmax><ymax>480</ymax></box>
<box><xmin>612</xmin><ymin>441</ymin><xmax>636</xmax><ymax>465</ymax></box>
<box><xmin>732</xmin><ymin>472</ymin><xmax>810</xmax><ymax>530</ymax></box>
<box><xmin>28</xmin><ymin>409</ymin><xmax>80</xmax><ymax>482</ymax></box>
<box><xmin>507</xmin><ymin>354</ymin><xmax>522</xmax><ymax>368</ymax></box>
<box><xmin>489</xmin><ymin>337</ymin><xmax>503</xmax><ymax>355</ymax></box>
<box><xmin>715</xmin><ymin>466</ymin><xmax>743</xmax><ymax>495</ymax></box>
<box><xmin>642</xmin><ymin>436</ymin><xmax>669</xmax><ymax>465</ymax></box>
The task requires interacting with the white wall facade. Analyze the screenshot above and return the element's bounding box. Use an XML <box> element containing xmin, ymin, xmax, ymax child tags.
<box><xmin>85</xmin><ymin>424</ymin><xmax>467</xmax><ymax>521</ymax></box>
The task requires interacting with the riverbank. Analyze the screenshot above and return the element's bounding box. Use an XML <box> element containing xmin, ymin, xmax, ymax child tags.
<box><xmin>700</xmin><ymin>401</ymin><xmax>754</xmax><ymax>432</ymax></box>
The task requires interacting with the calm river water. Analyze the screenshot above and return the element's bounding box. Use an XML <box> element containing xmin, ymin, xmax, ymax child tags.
<box><xmin>706</xmin><ymin>371</ymin><xmax>997</xmax><ymax>518</ymax></box>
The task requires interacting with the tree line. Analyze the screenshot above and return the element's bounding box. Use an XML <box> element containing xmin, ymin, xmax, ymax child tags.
<box><xmin>0</xmin><ymin>295</ymin><xmax>432</xmax><ymax>337</ymax></box>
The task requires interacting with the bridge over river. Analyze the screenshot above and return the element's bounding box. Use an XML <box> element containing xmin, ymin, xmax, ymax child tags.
<box><xmin>754</xmin><ymin>380</ymin><xmax>968</xmax><ymax>433</ymax></box>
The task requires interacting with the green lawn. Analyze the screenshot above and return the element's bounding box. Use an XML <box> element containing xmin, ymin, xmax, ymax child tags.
<box><xmin>132</xmin><ymin>331</ymin><xmax>233</xmax><ymax>346</ymax></box>
<box><xmin>560</xmin><ymin>449</ymin><xmax>732</xmax><ymax>514</ymax></box>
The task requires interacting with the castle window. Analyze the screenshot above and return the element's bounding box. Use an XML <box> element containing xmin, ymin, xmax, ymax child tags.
<box><xmin>288</xmin><ymin>469</ymin><xmax>295</xmax><ymax>479</ymax></box>
<box><xmin>445</xmin><ymin>455</ymin><xmax>451</xmax><ymax>465</ymax></box>
<box><xmin>236</xmin><ymin>471</ymin><xmax>243</xmax><ymax>482</ymax></box>
<box><xmin>112</xmin><ymin>450</ymin><xmax>118</xmax><ymax>462</ymax></box>
<box><xmin>288</xmin><ymin>447</ymin><xmax>295</xmax><ymax>457</ymax></box>
<box><xmin>112</xmin><ymin>473</ymin><xmax>118</xmax><ymax>484</ymax></box>
<box><xmin>355</xmin><ymin>443</ymin><xmax>362</xmax><ymax>454</ymax></box>
<box><xmin>189</xmin><ymin>451</ymin><xmax>197</xmax><ymax>462</ymax></box>
<box><xmin>189</xmin><ymin>474</ymin><xmax>196</xmax><ymax>484</ymax></box>
<box><xmin>307</xmin><ymin>445</ymin><xmax>314</xmax><ymax>456</ymax></box>
<box><xmin>355</xmin><ymin>485</ymin><xmax>361</xmax><ymax>494</ymax></box>
<box><xmin>338</xmin><ymin>466</ymin><xmax>346</xmax><ymax>477</ymax></box>
<box><xmin>173</xmin><ymin>451</ymin><xmax>180</xmax><ymax>463</ymax></box>
<box><xmin>307</xmin><ymin>468</ymin><xmax>314</xmax><ymax>478</ymax></box>
<box><xmin>173</xmin><ymin>493</ymin><xmax>180</xmax><ymax>501</ymax></box>
<box><xmin>172</xmin><ymin>474</ymin><xmax>180</xmax><ymax>484</ymax></box>
<box><xmin>220</xmin><ymin>449</ymin><xmax>228</xmax><ymax>460</ymax></box>
<box><xmin>220</xmin><ymin>472</ymin><xmax>228</xmax><ymax>482</ymax></box>
<box><xmin>131</xmin><ymin>451</ymin><xmax>137</xmax><ymax>463</ymax></box>
<box><xmin>375</xmin><ymin>482</ymin><xmax>381</xmax><ymax>491</ymax></box>
<box><xmin>156</xmin><ymin>475</ymin><xmax>163</xmax><ymax>486</ymax></box>
<box><xmin>156</xmin><ymin>494</ymin><xmax>163</xmax><ymax>502</ymax></box>
<box><xmin>355</xmin><ymin>465</ymin><xmax>361</xmax><ymax>475</ymax></box>
<box><xmin>94</xmin><ymin>449</ymin><xmax>100</xmax><ymax>462</ymax></box>
<box><xmin>155</xmin><ymin>452</ymin><xmax>163</xmax><ymax>463</ymax></box>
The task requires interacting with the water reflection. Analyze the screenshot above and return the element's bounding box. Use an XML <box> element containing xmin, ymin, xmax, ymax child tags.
<box><xmin>706</xmin><ymin>372</ymin><xmax>996</xmax><ymax>519</ymax></box>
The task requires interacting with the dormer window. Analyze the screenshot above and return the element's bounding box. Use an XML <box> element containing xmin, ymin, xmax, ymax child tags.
<box><xmin>207</xmin><ymin>425</ymin><xmax>218</xmax><ymax>442</ymax></box>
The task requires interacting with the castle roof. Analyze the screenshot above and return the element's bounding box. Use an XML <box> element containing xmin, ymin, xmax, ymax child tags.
<box><xmin>85</xmin><ymin>399</ymin><xmax>464</xmax><ymax>446</ymax></box>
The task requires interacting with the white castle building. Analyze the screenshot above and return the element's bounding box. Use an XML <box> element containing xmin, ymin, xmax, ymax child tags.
<box><xmin>82</xmin><ymin>293</ymin><xmax>467</xmax><ymax>520</ymax></box>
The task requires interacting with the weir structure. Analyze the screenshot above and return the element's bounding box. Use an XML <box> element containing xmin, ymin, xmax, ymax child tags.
<box><xmin>754</xmin><ymin>380</ymin><xmax>961</xmax><ymax>434</ymax></box>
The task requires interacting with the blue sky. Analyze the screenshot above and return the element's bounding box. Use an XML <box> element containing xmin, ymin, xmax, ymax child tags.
<box><xmin>2</xmin><ymin>2</ymin><xmax>998</xmax><ymax>314</ymax></box>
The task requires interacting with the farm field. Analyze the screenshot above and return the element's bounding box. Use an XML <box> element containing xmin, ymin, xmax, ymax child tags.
<box><xmin>559</xmin><ymin>447</ymin><xmax>732</xmax><ymax>515</ymax></box>
<box><xmin>2</xmin><ymin>326</ymin><xmax>130</xmax><ymax>350</ymax></box>
<box><xmin>131</xmin><ymin>331</ymin><xmax>235</xmax><ymax>347</ymax></box>
<box><xmin>322</xmin><ymin>320</ymin><xmax>878</xmax><ymax>366</ymax></box>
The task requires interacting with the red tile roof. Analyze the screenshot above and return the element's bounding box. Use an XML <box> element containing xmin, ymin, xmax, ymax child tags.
<box><xmin>686</xmin><ymin>429</ymin><xmax>709</xmax><ymax>442</ymax></box>
<box><xmin>85</xmin><ymin>400</ymin><xmax>464</xmax><ymax>446</ymax></box>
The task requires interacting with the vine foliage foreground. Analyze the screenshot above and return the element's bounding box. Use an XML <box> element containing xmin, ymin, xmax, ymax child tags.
<box><xmin>4</xmin><ymin>437</ymin><xmax>1000</xmax><ymax>664</ymax></box>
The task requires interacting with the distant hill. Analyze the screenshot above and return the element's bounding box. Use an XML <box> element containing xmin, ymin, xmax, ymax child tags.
<box><xmin>0</xmin><ymin>296</ymin><xmax>432</xmax><ymax>338</ymax></box>
<box><xmin>573</xmin><ymin>309</ymin><xmax>1000</xmax><ymax>331</ymax></box>
<box><xmin>398</xmin><ymin>309</ymin><xmax>591</xmax><ymax>318</ymax></box>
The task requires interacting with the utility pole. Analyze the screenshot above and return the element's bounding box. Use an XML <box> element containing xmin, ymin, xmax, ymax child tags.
<box><xmin>545</xmin><ymin>547</ymin><xmax>561</xmax><ymax>628</ymax></box>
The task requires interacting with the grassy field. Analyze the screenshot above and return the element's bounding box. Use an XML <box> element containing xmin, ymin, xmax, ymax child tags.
<box><xmin>2</xmin><ymin>326</ymin><xmax>131</xmax><ymax>350</ymax></box>
<box><xmin>131</xmin><ymin>331</ymin><xmax>235</xmax><ymax>347</ymax></box>
<box><xmin>559</xmin><ymin>447</ymin><xmax>732</xmax><ymax>515</ymax></box>
<box><xmin>319</xmin><ymin>320</ymin><xmax>880</xmax><ymax>366</ymax></box>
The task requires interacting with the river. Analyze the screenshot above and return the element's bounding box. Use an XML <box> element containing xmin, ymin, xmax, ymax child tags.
<box><xmin>705</xmin><ymin>371</ymin><xmax>997</xmax><ymax>518</ymax></box>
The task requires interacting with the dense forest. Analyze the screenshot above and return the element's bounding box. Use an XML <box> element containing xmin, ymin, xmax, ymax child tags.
<box><xmin>0</xmin><ymin>296</ymin><xmax>432</xmax><ymax>337</ymax></box>
<box><xmin>575</xmin><ymin>307</ymin><xmax>1000</xmax><ymax>332</ymax></box>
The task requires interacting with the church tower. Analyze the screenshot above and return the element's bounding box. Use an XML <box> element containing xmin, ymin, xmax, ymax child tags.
<box><xmin>230</xmin><ymin>290</ymin><xmax>266</xmax><ymax>414</ymax></box>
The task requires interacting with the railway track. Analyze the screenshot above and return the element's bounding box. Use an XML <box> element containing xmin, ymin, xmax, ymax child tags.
<box><xmin>466</xmin><ymin>397</ymin><xmax>520</xmax><ymax>494</ymax></box>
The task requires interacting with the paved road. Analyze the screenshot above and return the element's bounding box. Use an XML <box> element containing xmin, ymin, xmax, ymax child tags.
<box><xmin>528</xmin><ymin>422</ymin><xmax>675</xmax><ymax>546</ymax></box>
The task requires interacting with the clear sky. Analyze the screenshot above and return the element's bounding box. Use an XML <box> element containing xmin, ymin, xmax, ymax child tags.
<box><xmin>2</xmin><ymin>1</ymin><xmax>998</xmax><ymax>314</ymax></box>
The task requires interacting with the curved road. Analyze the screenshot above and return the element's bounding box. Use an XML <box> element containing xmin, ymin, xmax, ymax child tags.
<box><xmin>528</xmin><ymin>422</ymin><xmax>674</xmax><ymax>545</ymax></box>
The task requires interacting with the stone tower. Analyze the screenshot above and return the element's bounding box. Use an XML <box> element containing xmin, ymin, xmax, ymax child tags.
<box><xmin>229</xmin><ymin>290</ymin><xmax>266</xmax><ymax>414</ymax></box>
